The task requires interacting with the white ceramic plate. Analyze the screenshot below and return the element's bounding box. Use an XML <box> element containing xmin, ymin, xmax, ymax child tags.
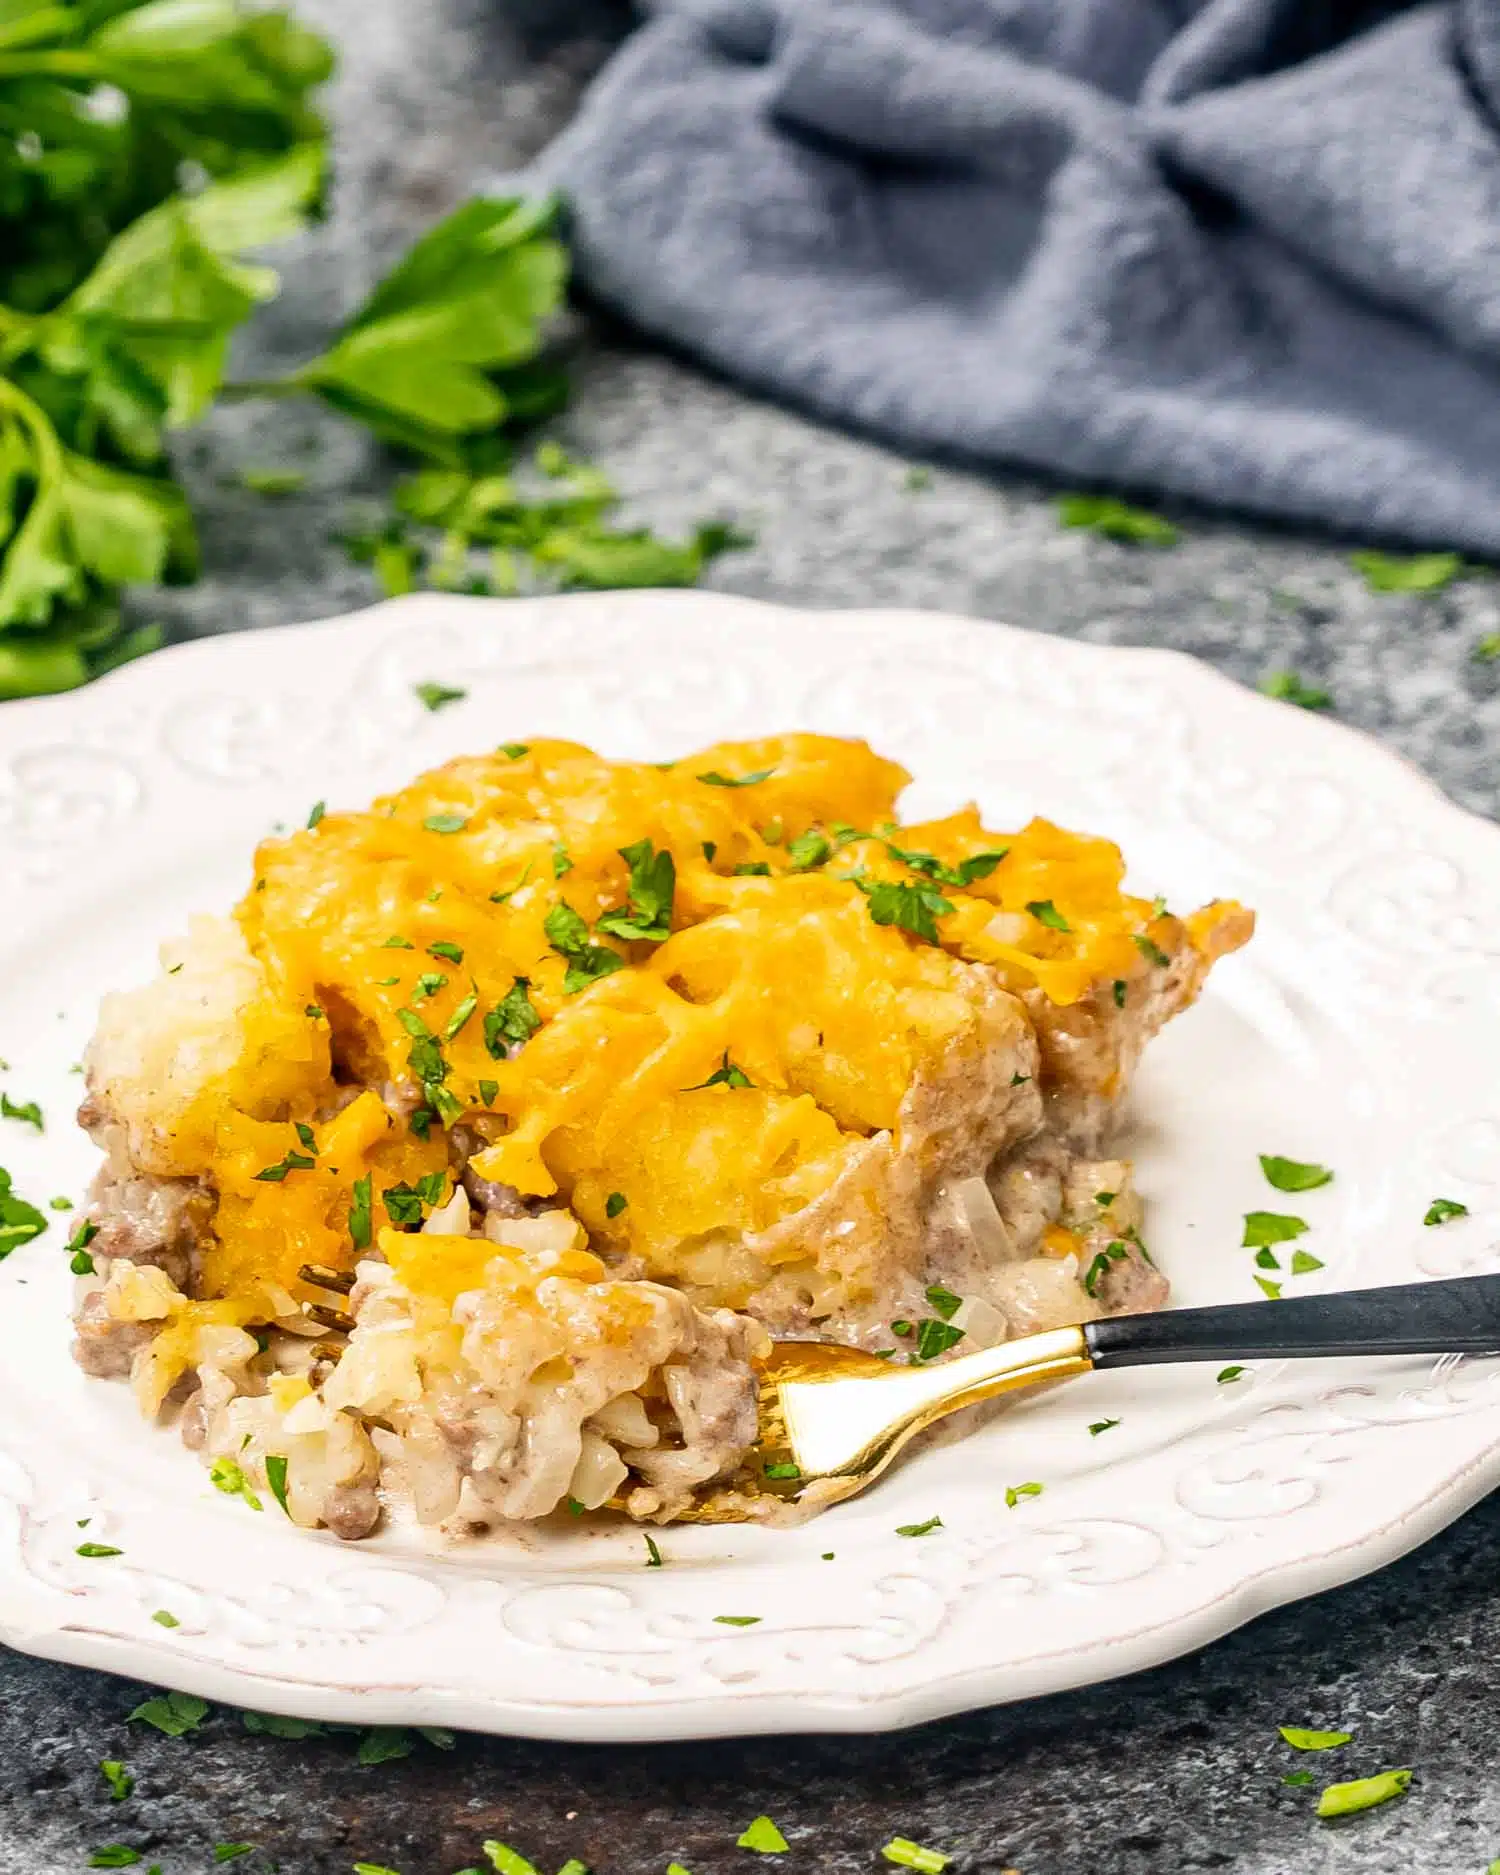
<box><xmin>2</xmin><ymin>590</ymin><xmax>1498</xmax><ymax>1743</ymax></box>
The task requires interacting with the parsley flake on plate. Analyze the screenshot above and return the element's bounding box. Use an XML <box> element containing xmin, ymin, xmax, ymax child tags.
<box><xmin>414</xmin><ymin>681</ymin><xmax>466</xmax><ymax>712</ymax></box>
<box><xmin>150</xmin><ymin>1610</ymin><xmax>180</xmax><ymax>1629</ymax></box>
<box><xmin>913</xmin><ymin>1318</ymin><xmax>965</xmax><ymax>1362</ymax></box>
<box><xmin>896</xmin><ymin>1516</ymin><xmax>943</xmax><ymax>1537</ymax></box>
<box><xmin>0</xmin><ymin>1093</ymin><xmax>42</xmax><ymax>1130</ymax></box>
<box><xmin>737</xmin><ymin>1817</ymin><xmax>789</xmax><ymax>1854</ymax></box>
<box><xmin>881</xmin><ymin>1841</ymin><xmax>950</xmax><ymax>1873</ymax></box>
<box><xmin>1290</xmin><ymin>1249</ymin><xmax>1324</xmax><ymax>1276</ymax></box>
<box><xmin>1005</xmin><ymin>1482</ymin><xmax>1044</xmax><ymax>1508</ymax></box>
<box><xmin>786</xmin><ymin>830</ymin><xmax>831</xmax><ymax>870</ymax></box>
<box><xmin>0</xmin><ymin>1168</ymin><xmax>48</xmax><ymax>1258</ymax></box>
<box><xmin>499</xmin><ymin>743</ymin><xmax>530</xmax><ymax>760</ymax></box>
<box><xmin>1259</xmin><ymin>671</ymin><xmax>1332</xmax><ymax>711</ymax></box>
<box><xmin>762</xmin><ymin>1461</ymin><xmax>800</xmax><ymax>1481</ymax></box>
<box><xmin>714</xmin><ymin>1615</ymin><xmax>762</xmax><ymax>1627</ymax></box>
<box><xmin>854</xmin><ymin>875</ymin><xmax>953</xmax><ymax>944</ymax></box>
<box><xmin>885</xmin><ymin>841</ymin><xmax>1008</xmax><ymax>889</ymax></box>
<box><xmin>552</xmin><ymin>841</ymin><xmax>573</xmax><ymax>879</ymax></box>
<box><xmin>99</xmin><ymin>1760</ymin><xmax>133</xmax><ymax>1802</ymax></box>
<box><xmin>605</xmin><ymin>1191</ymin><xmax>628</xmax><ymax>1219</ymax></box>
<box><xmin>127</xmin><ymin>1691</ymin><xmax>208</xmax><ymax>1737</ymax></box>
<box><xmin>697</xmin><ymin>768</ymin><xmax>775</xmax><ymax>788</ymax></box>
<box><xmin>1217</xmin><ymin>1366</ymin><xmax>1246</xmax><ymax>1384</ymax></box>
<box><xmin>1260</xmin><ymin>1155</ymin><xmax>1334</xmax><ymax>1192</ymax></box>
<box><xmin>209</xmin><ymin>1457</ymin><xmax>262</xmax><ymax>1512</ymax></box>
<box><xmin>1242</xmin><ymin>1211</ymin><xmax>1309</xmax><ymax>1248</ymax></box>
<box><xmin>1057</xmin><ymin>493</ymin><xmax>1180</xmax><ymax>547</ymax></box>
<box><xmin>253</xmin><ymin>1150</ymin><xmax>315</xmax><ymax>1184</ymax></box>
<box><xmin>307</xmin><ymin>801</ymin><xmax>326</xmax><ymax>830</ymax></box>
<box><xmin>644</xmin><ymin>1534</ymin><xmax>665</xmax><ymax>1567</ymax></box>
<box><xmin>265</xmin><ymin>1455</ymin><xmax>291</xmax><ymax>1517</ymax></box>
<box><xmin>1425</xmin><ymin>1198</ymin><xmax>1469</xmax><ymax>1226</ymax></box>
<box><xmin>1254</xmin><ymin>1276</ymin><xmax>1282</xmax><ymax>1300</ymax></box>
<box><xmin>428</xmin><ymin>940</ymin><xmax>464</xmax><ymax>965</ymax></box>
<box><xmin>76</xmin><ymin>1542</ymin><xmax>122</xmax><ymax>1558</ymax></box>
<box><xmin>1316</xmin><ymin>1769</ymin><xmax>1411</xmax><ymax>1818</ymax></box>
<box><xmin>1088</xmin><ymin>1419</ymin><xmax>1121</xmax><ymax>1436</ymax></box>
<box><xmin>1280</xmin><ymin>1726</ymin><xmax>1353</xmax><ymax>1750</ymax></box>
<box><xmin>1027</xmin><ymin>898</ymin><xmax>1071</xmax><ymax>932</ymax></box>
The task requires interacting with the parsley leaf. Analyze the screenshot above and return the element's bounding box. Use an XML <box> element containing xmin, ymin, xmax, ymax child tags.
<box><xmin>596</xmin><ymin>838</ymin><xmax>676</xmax><ymax>943</ymax></box>
<box><xmin>886</xmin><ymin>842</ymin><xmax>1008</xmax><ymax>888</ymax></box>
<box><xmin>785</xmin><ymin>830</ymin><xmax>831</xmax><ymax>870</ymax></box>
<box><xmin>895</xmin><ymin>1516</ymin><xmax>943</xmax><ymax>1537</ymax></box>
<box><xmin>1088</xmin><ymin>1418</ymin><xmax>1121</xmax><ymax>1436</ymax></box>
<box><xmin>881</xmin><ymin>1841</ymin><xmax>950</xmax><ymax>1873</ymax></box>
<box><xmin>485</xmin><ymin>976</ymin><xmax>541</xmax><ymax>1053</ymax></box>
<box><xmin>76</xmin><ymin>1542</ymin><xmax>122</xmax><ymax>1558</ymax></box>
<box><xmin>696</xmin><ymin>768</ymin><xmax>775</xmax><ymax>788</ymax></box>
<box><xmin>1083</xmin><ymin>1240</ymin><xmax>1130</xmax><ymax>1296</ymax></box>
<box><xmin>713</xmin><ymin>1615</ymin><xmax>762</xmax><ymax>1627</ymax></box>
<box><xmin>208</xmin><ymin>1456</ymin><xmax>262</xmax><ymax>1512</ymax></box>
<box><xmin>1242</xmin><ymin>1211</ymin><xmax>1309</xmax><ymax>1248</ymax></box>
<box><xmin>1260</xmin><ymin>1155</ymin><xmax>1334</xmax><ymax>1192</ymax></box>
<box><xmin>0</xmin><ymin>1093</ymin><xmax>42</xmax><ymax>1130</ymax></box>
<box><xmin>253</xmin><ymin>1149</ymin><xmax>315</xmax><ymax>1183</ymax></box>
<box><xmin>854</xmin><ymin>875</ymin><xmax>953</xmax><ymax>944</ymax></box>
<box><xmin>1005</xmin><ymin>1481</ymin><xmax>1044</xmax><ymax>1508</ymax></box>
<box><xmin>414</xmin><ymin>681</ymin><xmax>466</xmax><ymax>712</ymax></box>
<box><xmin>349</xmin><ymin>1174</ymin><xmax>373</xmax><ymax>1251</ymax></box>
<box><xmin>1217</xmin><ymin>1365</ymin><xmax>1246</xmax><ymax>1384</ymax></box>
<box><xmin>0</xmin><ymin>1167</ymin><xmax>48</xmax><ymax>1258</ymax></box>
<box><xmin>428</xmin><ymin>940</ymin><xmax>464</xmax><ymax>964</ymax></box>
<box><xmin>544</xmin><ymin>903</ymin><xmax>626</xmax><ymax>993</ymax></box>
<box><xmin>1316</xmin><ymin>1770</ymin><xmax>1412</xmax><ymax>1818</ymax></box>
<box><xmin>1290</xmin><ymin>1249</ymin><xmax>1324</xmax><ymax>1276</ymax></box>
<box><xmin>1280</xmin><ymin>1726</ymin><xmax>1353</xmax><ymax>1750</ymax></box>
<box><xmin>1425</xmin><ymin>1197</ymin><xmax>1469</xmax><ymax>1226</ymax></box>
<box><xmin>87</xmin><ymin>1848</ymin><xmax>141</xmax><ymax>1868</ymax></box>
<box><xmin>1058</xmin><ymin>494</ymin><xmax>1179</xmax><ymax>546</ymax></box>
<box><xmin>644</xmin><ymin>1534</ymin><xmax>664</xmax><ymax>1567</ymax></box>
<box><xmin>684</xmin><ymin>1052</ymin><xmax>753</xmax><ymax>1091</ymax></box>
<box><xmin>1352</xmin><ymin>550</ymin><xmax>1463</xmax><ymax>593</ymax></box>
<box><xmin>100</xmin><ymin>1760</ymin><xmax>134</xmax><ymax>1802</ymax></box>
<box><xmin>213</xmin><ymin>1846</ymin><xmax>256</xmax><ymax>1864</ymax></box>
<box><xmin>1027</xmin><ymin>899</ymin><xmax>1071</xmax><ymax>932</ymax></box>
<box><xmin>913</xmin><ymin>1318</ymin><xmax>965</xmax><ymax>1362</ymax></box>
<box><xmin>737</xmin><ymin>1818</ymin><xmax>789</xmax><ymax>1854</ymax></box>
<box><xmin>552</xmin><ymin>841</ymin><xmax>573</xmax><ymax>878</ymax></box>
<box><xmin>924</xmin><ymin>1284</ymin><xmax>962</xmax><ymax>1321</ymax></box>
<box><xmin>605</xmin><ymin>1191</ymin><xmax>627</xmax><ymax>1218</ymax></box>
<box><xmin>1259</xmin><ymin>670</ymin><xmax>1332</xmax><ymax>711</ymax></box>
<box><xmin>127</xmin><ymin>1691</ymin><xmax>208</xmax><ymax>1737</ymax></box>
<box><xmin>1133</xmin><ymin>932</ymin><xmax>1170</xmax><ymax>967</ymax></box>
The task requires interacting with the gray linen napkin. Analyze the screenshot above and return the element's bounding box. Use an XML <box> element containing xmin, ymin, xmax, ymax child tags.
<box><xmin>532</xmin><ymin>0</ymin><xmax>1500</xmax><ymax>551</ymax></box>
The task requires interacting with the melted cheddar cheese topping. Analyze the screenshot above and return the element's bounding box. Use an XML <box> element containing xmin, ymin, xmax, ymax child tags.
<box><xmin>162</xmin><ymin>734</ymin><xmax>1244</xmax><ymax>1305</ymax></box>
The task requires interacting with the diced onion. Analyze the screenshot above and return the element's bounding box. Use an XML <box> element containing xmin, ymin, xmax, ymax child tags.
<box><xmin>952</xmin><ymin>1175</ymin><xmax>1017</xmax><ymax>1262</ymax></box>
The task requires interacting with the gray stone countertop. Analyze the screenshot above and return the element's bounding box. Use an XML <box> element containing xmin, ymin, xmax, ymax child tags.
<box><xmin>7</xmin><ymin>4</ymin><xmax>1500</xmax><ymax>1872</ymax></box>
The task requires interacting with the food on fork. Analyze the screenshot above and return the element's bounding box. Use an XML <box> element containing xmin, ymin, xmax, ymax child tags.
<box><xmin>74</xmin><ymin>734</ymin><xmax>1252</xmax><ymax>1537</ymax></box>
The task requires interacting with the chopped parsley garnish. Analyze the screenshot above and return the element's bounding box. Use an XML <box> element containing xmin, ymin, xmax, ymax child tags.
<box><xmin>787</xmin><ymin>830</ymin><xmax>831</xmax><ymax>870</ymax></box>
<box><xmin>209</xmin><ymin>1457</ymin><xmax>263</xmax><ymax>1512</ymax></box>
<box><xmin>697</xmin><ymin>768</ymin><xmax>775</xmax><ymax>788</ymax></box>
<box><xmin>644</xmin><ymin>1534</ymin><xmax>664</xmax><ymax>1567</ymax></box>
<box><xmin>1242</xmin><ymin>1211</ymin><xmax>1309</xmax><ymax>1248</ymax></box>
<box><xmin>490</xmin><ymin>860</ymin><xmax>534</xmax><ymax>904</ymax></box>
<box><xmin>713</xmin><ymin>1615</ymin><xmax>761</xmax><ymax>1627</ymax></box>
<box><xmin>481</xmin><ymin>1850</ymin><xmax>540</xmax><ymax>1875</ymax></box>
<box><xmin>0</xmin><ymin>1093</ymin><xmax>42</xmax><ymax>1130</ymax></box>
<box><xmin>444</xmin><ymin>985</ymin><xmax>479</xmax><ymax>1042</ymax></box>
<box><xmin>100</xmin><ymin>1760</ymin><xmax>134</xmax><ymax>1802</ymax></box>
<box><xmin>50</xmin><ymin>1196</ymin><xmax>73</xmax><ymax>1211</ymax></box>
<box><xmin>422</xmin><ymin>812</ymin><xmax>469</xmax><ymax>834</ymax></box>
<box><xmin>349</xmin><ymin>1174</ymin><xmax>373</xmax><ymax>1251</ymax></box>
<box><xmin>1284</xmin><ymin>1770</ymin><xmax>1315</xmax><ymax>1786</ymax></box>
<box><xmin>414</xmin><ymin>681</ymin><xmax>467</xmax><ymax>712</ymax></box>
<box><xmin>1475</xmin><ymin>633</ymin><xmax>1500</xmax><ymax>662</ymax></box>
<box><xmin>307</xmin><ymin>800</ymin><xmax>326</xmax><ymax>829</ymax></box>
<box><xmin>545</xmin><ymin>902</ymin><xmax>626</xmax><ymax>993</ymax></box>
<box><xmin>76</xmin><ymin>1542</ymin><xmax>122</xmax><ymax>1558</ymax></box>
<box><xmin>1259</xmin><ymin>670</ymin><xmax>1332</xmax><ymax>710</ymax></box>
<box><xmin>1254</xmin><ymin>1247</ymin><xmax>1280</xmax><ymax>1271</ymax></box>
<box><xmin>565</xmin><ymin>1497</ymin><xmax>586</xmax><ymax>1516</ymax></box>
<box><xmin>1425</xmin><ymin>1198</ymin><xmax>1469</xmax><ymax>1226</ymax></box>
<box><xmin>415</xmin><ymin>972</ymin><xmax>448</xmax><ymax>999</ymax></box>
<box><xmin>87</xmin><ymin>1848</ymin><xmax>141</xmax><ymax>1868</ymax></box>
<box><xmin>1279</xmin><ymin>1726</ymin><xmax>1353</xmax><ymax>1750</ymax></box>
<box><xmin>1260</xmin><ymin>1155</ymin><xmax>1334</xmax><ymax>1192</ymax></box>
<box><xmin>265</xmin><ymin>1455</ymin><xmax>291</xmax><ymax>1517</ymax></box>
<box><xmin>305</xmin><ymin>1004</ymin><xmax>325</xmax><ymax>1021</ymax></box>
<box><xmin>1254</xmin><ymin>1276</ymin><xmax>1282</xmax><ymax>1300</ymax></box>
<box><xmin>486</xmin><ymin>977</ymin><xmax>542</xmax><ymax>1053</ymax></box>
<box><xmin>734</xmin><ymin>862</ymin><xmax>772</xmax><ymax>876</ymax></box>
<box><xmin>885</xmin><ymin>842</ymin><xmax>1008</xmax><ymax>888</ymax></box>
<box><xmin>606</xmin><ymin>1192</ymin><xmax>628</xmax><ymax>1218</ymax></box>
<box><xmin>294</xmin><ymin>1122</ymin><xmax>317</xmax><ymax>1152</ymax></box>
<box><xmin>881</xmin><ymin>1840</ymin><xmax>950</xmax><ymax>1873</ymax></box>
<box><xmin>1316</xmin><ymin>1769</ymin><xmax>1411</xmax><ymax>1818</ymax></box>
<box><xmin>1010</xmin><ymin>1072</ymin><xmax>1030</xmax><ymax>1086</ymax></box>
<box><xmin>914</xmin><ymin>1318</ymin><xmax>965</xmax><ymax>1362</ymax></box>
<box><xmin>478</xmin><ymin>1079</ymin><xmax>500</xmax><ymax>1107</ymax></box>
<box><xmin>1290</xmin><ymin>1249</ymin><xmax>1324</xmax><ymax>1275</ymax></box>
<box><xmin>1352</xmin><ymin>548</ymin><xmax>1463</xmax><ymax>593</ymax></box>
<box><xmin>67</xmin><ymin>1224</ymin><xmax>97</xmax><ymax>1274</ymax></box>
<box><xmin>128</xmin><ymin>1691</ymin><xmax>208</xmax><ymax>1737</ymax></box>
<box><xmin>1026</xmin><ymin>899</ymin><xmax>1070</xmax><ymax>932</ymax></box>
<box><xmin>383</xmin><ymin>1174</ymin><xmax>445</xmax><ymax>1225</ymax></box>
<box><xmin>396</xmin><ymin>1010</ymin><xmax>459</xmax><ymax>1120</ymax></box>
<box><xmin>701</xmin><ymin>840</ymin><xmax>718</xmax><ymax>863</ymax></box>
<box><xmin>895</xmin><ymin>1516</ymin><xmax>943</xmax><ymax>1537</ymax></box>
<box><xmin>0</xmin><ymin>1168</ymin><xmax>48</xmax><ymax>1259</ymax></box>
<box><xmin>1088</xmin><ymin>1419</ymin><xmax>1121</xmax><ymax>1436</ymax></box>
<box><xmin>241</xmin><ymin>1711</ymin><xmax>325</xmax><ymax>1738</ymax></box>
<box><xmin>150</xmin><ymin>1610</ymin><xmax>179</xmax><ymax>1629</ymax></box>
<box><xmin>253</xmin><ymin>1150</ymin><xmax>316</xmax><ymax>1183</ymax></box>
<box><xmin>428</xmin><ymin>940</ymin><xmax>464</xmax><ymax>965</ymax></box>
<box><xmin>1112</xmin><ymin>979</ymin><xmax>1127</xmax><ymax>1008</ymax></box>
<box><xmin>854</xmin><ymin>875</ymin><xmax>953</xmax><ymax>944</ymax></box>
<box><xmin>1083</xmin><ymin>1240</ymin><xmax>1130</xmax><ymax>1296</ymax></box>
<box><xmin>500</xmin><ymin>743</ymin><xmax>530</xmax><ymax>759</ymax></box>
<box><xmin>736</xmin><ymin>1817</ymin><xmax>789</xmax><ymax>1853</ymax></box>
<box><xmin>1133</xmin><ymin>933</ymin><xmax>1170</xmax><ymax>967</ymax></box>
<box><xmin>1058</xmin><ymin>493</ymin><xmax>1180</xmax><ymax>546</ymax></box>
<box><xmin>685</xmin><ymin>1052</ymin><xmax>754</xmax><ymax>1091</ymax></box>
<box><xmin>924</xmin><ymin>1284</ymin><xmax>962</xmax><ymax>1321</ymax></box>
<box><xmin>213</xmin><ymin>1846</ymin><xmax>256</xmax><ymax>1864</ymax></box>
<box><xmin>596</xmin><ymin>839</ymin><xmax>677</xmax><ymax>942</ymax></box>
<box><xmin>380</xmin><ymin>937</ymin><xmax>414</xmax><ymax>952</ymax></box>
<box><xmin>1005</xmin><ymin>1481</ymin><xmax>1044</xmax><ymax>1508</ymax></box>
<box><xmin>763</xmin><ymin>1461</ymin><xmax>801</xmax><ymax>1480</ymax></box>
<box><xmin>552</xmin><ymin>841</ymin><xmax>573</xmax><ymax>878</ymax></box>
<box><xmin>1217</xmin><ymin>1366</ymin><xmax>1246</xmax><ymax>1384</ymax></box>
<box><xmin>1095</xmin><ymin>1191</ymin><xmax>1116</xmax><ymax>1206</ymax></box>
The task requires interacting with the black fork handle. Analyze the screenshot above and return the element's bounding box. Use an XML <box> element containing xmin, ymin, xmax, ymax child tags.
<box><xmin>1084</xmin><ymin>1274</ymin><xmax>1500</xmax><ymax>1368</ymax></box>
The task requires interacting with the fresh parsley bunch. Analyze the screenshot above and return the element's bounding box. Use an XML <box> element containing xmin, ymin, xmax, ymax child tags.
<box><xmin>0</xmin><ymin>0</ymin><xmax>744</xmax><ymax>700</ymax></box>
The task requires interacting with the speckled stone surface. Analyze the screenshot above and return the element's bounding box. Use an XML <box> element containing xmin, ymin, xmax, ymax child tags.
<box><xmin>7</xmin><ymin>4</ymin><xmax>1500</xmax><ymax>1871</ymax></box>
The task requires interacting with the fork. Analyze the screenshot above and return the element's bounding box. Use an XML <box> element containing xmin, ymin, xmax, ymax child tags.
<box><xmin>713</xmin><ymin>1274</ymin><xmax>1500</xmax><ymax>1520</ymax></box>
